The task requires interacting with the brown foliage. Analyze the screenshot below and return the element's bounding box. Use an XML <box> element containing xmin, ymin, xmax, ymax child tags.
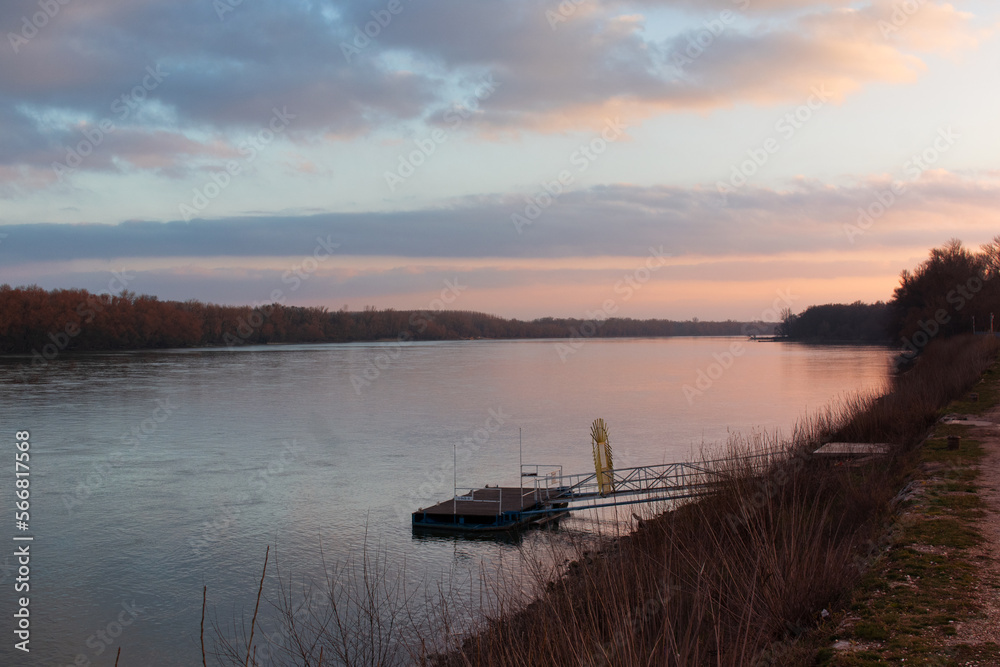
<box><xmin>0</xmin><ymin>284</ymin><xmax>769</xmax><ymax>355</ymax></box>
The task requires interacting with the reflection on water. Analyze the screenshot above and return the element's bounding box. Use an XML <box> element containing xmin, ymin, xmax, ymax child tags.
<box><xmin>0</xmin><ymin>338</ymin><xmax>890</xmax><ymax>664</ymax></box>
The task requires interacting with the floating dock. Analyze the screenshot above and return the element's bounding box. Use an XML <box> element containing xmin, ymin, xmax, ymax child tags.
<box><xmin>412</xmin><ymin>418</ymin><xmax>791</xmax><ymax>535</ymax></box>
<box><xmin>411</xmin><ymin>487</ymin><xmax>568</xmax><ymax>533</ymax></box>
<box><xmin>411</xmin><ymin>456</ymin><xmax>780</xmax><ymax>534</ymax></box>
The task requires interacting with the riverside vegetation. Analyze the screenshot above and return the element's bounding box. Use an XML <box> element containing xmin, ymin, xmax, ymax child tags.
<box><xmin>780</xmin><ymin>236</ymin><xmax>1000</xmax><ymax>344</ymax></box>
<box><xmin>0</xmin><ymin>284</ymin><xmax>769</xmax><ymax>355</ymax></box>
<box><xmin>783</xmin><ymin>352</ymin><xmax>1000</xmax><ymax>664</ymax></box>
<box><xmin>202</xmin><ymin>334</ymin><xmax>1000</xmax><ymax>665</ymax></box>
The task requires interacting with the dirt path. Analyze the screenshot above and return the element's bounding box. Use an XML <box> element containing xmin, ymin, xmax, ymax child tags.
<box><xmin>952</xmin><ymin>409</ymin><xmax>1000</xmax><ymax>648</ymax></box>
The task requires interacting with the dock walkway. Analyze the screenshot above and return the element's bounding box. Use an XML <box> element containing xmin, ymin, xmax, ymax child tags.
<box><xmin>412</xmin><ymin>451</ymin><xmax>782</xmax><ymax>533</ymax></box>
<box><xmin>413</xmin><ymin>444</ymin><xmax>891</xmax><ymax>534</ymax></box>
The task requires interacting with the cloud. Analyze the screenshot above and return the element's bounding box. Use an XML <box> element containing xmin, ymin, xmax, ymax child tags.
<box><xmin>2</xmin><ymin>171</ymin><xmax>1000</xmax><ymax>265</ymax></box>
<box><xmin>0</xmin><ymin>0</ymin><xmax>984</xmax><ymax>185</ymax></box>
<box><xmin>0</xmin><ymin>251</ymin><xmax>909</xmax><ymax>321</ymax></box>
<box><xmin>378</xmin><ymin>0</ymin><xmax>982</xmax><ymax>130</ymax></box>
<box><xmin>0</xmin><ymin>0</ymin><xmax>438</xmax><ymax>180</ymax></box>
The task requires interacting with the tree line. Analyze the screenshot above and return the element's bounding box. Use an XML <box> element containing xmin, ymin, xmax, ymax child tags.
<box><xmin>0</xmin><ymin>284</ymin><xmax>774</xmax><ymax>356</ymax></box>
<box><xmin>779</xmin><ymin>237</ymin><xmax>1000</xmax><ymax>345</ymax></box>
<box><xmin>777</xmin><ymin>302</ymin><xmax>891</xmax><ymax>343</ymax></box>
<box><xmin>6</xmin><ymin>238</ymin><xmax>998</xmax><ymax>356</ymax></box>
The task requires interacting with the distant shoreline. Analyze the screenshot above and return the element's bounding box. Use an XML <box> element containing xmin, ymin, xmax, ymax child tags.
<box><xmin>0</xmin><ymin>284</ymin><xmax>778</xmax><ymax>356</ymax></box>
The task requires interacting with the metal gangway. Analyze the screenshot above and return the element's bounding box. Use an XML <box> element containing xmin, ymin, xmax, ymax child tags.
<box><xmin>518</xmin><ymin>449</ymin><xmax>786</xmax><ymax>515</ymax></box>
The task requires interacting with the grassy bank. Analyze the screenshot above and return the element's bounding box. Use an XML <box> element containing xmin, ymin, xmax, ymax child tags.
<box><xmin>779</xmin><ymin>352</ymin><xmax>1000</xmax><ymax>665</ymax></box>
<box><xmin>430</xmin><ymin>335</ymin><xmax>1000</xmax><ymax>666</ymax></box>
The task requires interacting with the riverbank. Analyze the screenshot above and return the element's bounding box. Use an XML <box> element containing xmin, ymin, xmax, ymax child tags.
<box><xmin>774</xmin><ymin>358</ymin><xmax>1000</xmax><ymax>664</ymax></box>
<box><xmin>426</xmin><ymin>335</ymin><xmax>1000</xmax><ymax>666</ymax></box>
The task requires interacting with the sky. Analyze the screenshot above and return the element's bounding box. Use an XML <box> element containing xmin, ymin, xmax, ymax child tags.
<box><xmin>1</xmin><ymin>0</ymin><xmax>999</xmax><ymax>321</ymax></box>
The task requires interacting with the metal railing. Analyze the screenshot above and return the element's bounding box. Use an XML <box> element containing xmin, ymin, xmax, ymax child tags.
<box><xmin>521</xmin><ymin>449</ymin><xmax>786</xmax><ymax>509</ymax></box>
<box><xmin>452</xmin><ymin>485</ymin><xmax>505</xmax><ymax>516</ymax></box>
<box><xmin>520</xmin><ymin>464</ymin><xmax>565</xmax><ymax>505</ymax></box>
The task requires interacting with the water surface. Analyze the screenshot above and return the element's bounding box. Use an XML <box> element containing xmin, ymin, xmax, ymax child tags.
<box><xmin>0</xmin><ymin>338</ymin><xmax>891</xmax><ymax>664</ymax></box>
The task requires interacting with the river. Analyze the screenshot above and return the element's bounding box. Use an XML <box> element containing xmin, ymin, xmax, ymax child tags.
<box><xmin>0</xmin><ymin>337</ymin><xmax>891</xmax><ymax>665</ymax></box>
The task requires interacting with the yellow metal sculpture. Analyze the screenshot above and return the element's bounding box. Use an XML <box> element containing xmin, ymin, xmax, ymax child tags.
<box><xmin>591</xmin><ymin>418</ymin><xmax>614</xmax><ymax>496</ymax></box>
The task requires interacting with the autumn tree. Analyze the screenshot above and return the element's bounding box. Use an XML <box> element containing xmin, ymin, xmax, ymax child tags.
<box><xmin>888</xmin><ymin>239</ymin><xmax>990</xmax><ymax>342</ymax></box>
